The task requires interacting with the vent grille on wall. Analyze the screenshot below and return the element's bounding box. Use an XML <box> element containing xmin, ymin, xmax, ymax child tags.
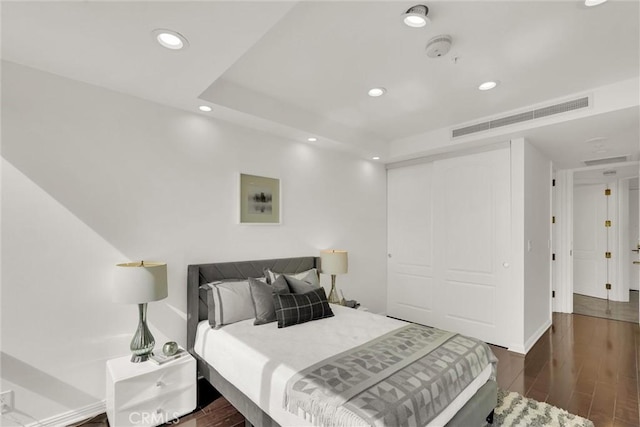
<box><xmin>583</xmin><ymin>156</ymin><xmax>628</xmax><ymax>166</ymax></box>
<box><xmin>451</xmin><ymin>96</ymin><xmax>590</xmax><ymax>138</ymax></box>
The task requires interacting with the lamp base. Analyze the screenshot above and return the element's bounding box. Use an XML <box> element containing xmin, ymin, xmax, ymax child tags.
<box><xmin>130</xmin><ymin>354</ymin><xmax>151</xmax><ymax>363</ymax></box>
<box><xmin>130</xmin><ymin>303</ymin><xmax>155</xmax><ymax>363</ymax></box>
<box><xmin>327</xmin><ymin>275</ymin><xmax>345</xmax><ymax>305</ymax></box>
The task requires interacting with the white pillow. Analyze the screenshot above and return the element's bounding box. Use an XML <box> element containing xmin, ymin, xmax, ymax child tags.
<box><xmin>265</xmin><ymin>268</ymin><xmax>319</xmax><ymax>286</ymax></box>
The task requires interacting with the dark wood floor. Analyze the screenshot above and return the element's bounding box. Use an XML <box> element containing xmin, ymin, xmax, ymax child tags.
<box><xmin>489</xmin><ymin>313</ymin><xmax>639</xmax><ymax>427</ymax></box>
<box><xmin>82</xmin><ymin>313</ymin><xmax>638</xmax><ymax>427</ymax></box>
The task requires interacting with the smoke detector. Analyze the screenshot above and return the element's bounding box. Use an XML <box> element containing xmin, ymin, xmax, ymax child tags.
<box><xmin>425</xmin><ymin>34</ymin><xmax>452</xmax><ymax>58</ymax></box>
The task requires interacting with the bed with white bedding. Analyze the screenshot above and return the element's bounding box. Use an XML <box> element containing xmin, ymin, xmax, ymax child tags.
<box><xmin>187</xmin><ymin>257</ymin><xmax>498</xmax><ymax>427</ymax></box>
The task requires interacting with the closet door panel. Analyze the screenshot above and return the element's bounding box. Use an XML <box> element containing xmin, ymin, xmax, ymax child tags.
<box><xmin>434</xmin><ymin>149</ymin><xmax>511</xmax><ymax>345</ymax></box>
<box><xmin>387</xmin><ymin>163</ymin><xmax>435</xmax><ymax>323</ymax></box>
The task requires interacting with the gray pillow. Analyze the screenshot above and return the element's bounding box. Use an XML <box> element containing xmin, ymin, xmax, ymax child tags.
<box><xmin>284</xmin><ymin>272</ymin><xmax>321</xmax><ymax>294</ymax></box>
<box><xmin>248</xmin><ymin>275</ymin><xmax>290</xmax><ymax>325</ymax></box>
<box><xmin>200</xmin><ymin>279</ymin><xmax>265</xmax><ymax>328</ymax></box>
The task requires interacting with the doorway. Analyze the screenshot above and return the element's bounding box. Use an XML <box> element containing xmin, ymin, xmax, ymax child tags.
<box><xmin>552</xmin><ymin>164</ymin><xmax>639</xmax><ymax>323</ymax></box>
<box><xmin>571</xmin><ymin>170</ymin><xmax>639</xmax><ymax>323</ymax></box>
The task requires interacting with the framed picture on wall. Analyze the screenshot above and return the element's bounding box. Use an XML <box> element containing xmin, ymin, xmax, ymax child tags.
<box><xmin>239</xmin><ymin>173</ymin><xmax>281</xmax><ymax>224</ymax></box>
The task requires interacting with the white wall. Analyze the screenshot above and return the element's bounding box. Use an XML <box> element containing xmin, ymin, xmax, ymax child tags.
<box><xmin>509</xmin><ymin>138</ymin><xmax>552</xmax><ymax>353</ymax></box>
<box><xmin>617</xmin><ymin>179</ymin><xmax>630</xmax><ymax>300</ymax></box>
<box><xmin>509</xmin><ymin>140</ymin><xmax>526</xmax><ymax>353</ymax></box>
<box><xmin>1</xmin><ymin>61</ymin><xmax>388</xmax><ymax>424</ymax></box>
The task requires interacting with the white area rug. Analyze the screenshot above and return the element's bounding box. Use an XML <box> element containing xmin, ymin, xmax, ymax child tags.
<box><xmin>494</xmin><ymin>389</ymin><xmax>595</xmax><ymax>427</ymax></box>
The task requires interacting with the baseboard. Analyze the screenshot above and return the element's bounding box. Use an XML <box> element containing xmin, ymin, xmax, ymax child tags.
<box><xmin>506</xmin><ymin>318</ymin><xmax>552</xmax><ymax>355</ymax></box>
<box><xmin>507</xmin><ymin>343</ymin><xmax>526</xmax><ymax>354</ymax></box>
<box><xmin>26</xmin><ymin>400</ymin><xmax>105</xmax><ymax>427</ymax></box>
<box><xmin>524</xmin><ymin>318</ymin><xmax>552</xmax><ymax>354</ymax></box>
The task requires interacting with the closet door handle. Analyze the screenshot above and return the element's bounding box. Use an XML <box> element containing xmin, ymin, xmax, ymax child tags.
<box><xmin>633</xmin><ymin>261</ymin><xmax>640</xmax><ymax>265</ymax></box>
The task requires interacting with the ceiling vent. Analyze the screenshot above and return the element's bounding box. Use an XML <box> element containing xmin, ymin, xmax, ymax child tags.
<box><xmin>451</xmin><ymin>96</ymin><xmax>590</xmax><ymax>138</ymax></box>
<box><xmin>584</xmin><ymin>156</ymin><xmax>628</xmax><ymax>166</ymax></box>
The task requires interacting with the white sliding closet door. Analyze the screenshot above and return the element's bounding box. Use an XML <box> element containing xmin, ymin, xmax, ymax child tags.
<box><xmin>432</xmin><ymin>149</ymin><xmax>511</xmax><ymax>345</ymax></box>
<box><xmin>387</xmin><ymin>162</ymin><xmax>435</xmax><ymax>325</ymax></box>
<box><xmin>387</xmin><ymin>148</ymin><xmax>511</xmax><ymax>346</ymax></box>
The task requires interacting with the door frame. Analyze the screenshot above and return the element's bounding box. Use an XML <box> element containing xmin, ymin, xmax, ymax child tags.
<box><xmin>555</xmin><ymin>161</ymin><xmax>639</xmax><ymax>315</ymax></box>
<box><xmin>554</xmin><ymin>170</ymin><xmax>573</xmax><ymax>313</ymax></box>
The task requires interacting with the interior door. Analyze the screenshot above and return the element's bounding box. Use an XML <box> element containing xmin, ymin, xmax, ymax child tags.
<box><xmin>573</xmin><ymin>184</ymin><xmax>608</xmax><ymax>299</ymax></box>
<box><xmin>630</xmin><ymin>186</ymin><xmax>639</xmax><ymax>292</ymax></box>
<box><xmin>387</xmin><ymin>163</ymin><xmax>435</xmax><ymax>325</ymax></box>
<box><xmin>552</xmin><ymin>175</ymin><xmax>560</xmax><ymax>312</ymax></box>
<box><xmin>432</xmin><ymin>149</ymin><xmax>511</xmax><ymax>345</ymax></box>
<box><xmin>636</xmin><ymin>178</ymin><xmax>640</xmax><ymax>324</ymax></box>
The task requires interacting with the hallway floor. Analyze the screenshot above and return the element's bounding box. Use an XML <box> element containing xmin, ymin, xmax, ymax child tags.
<box><xmin>574</xmin><ymin>290</ymin><xmax>639</xmax><ymax>323</ymax></box>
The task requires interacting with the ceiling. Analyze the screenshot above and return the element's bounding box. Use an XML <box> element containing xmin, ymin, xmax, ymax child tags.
<box><xmin>2</xmin><ymin>0</ymin><xmax>639</xmax><ymax>175</ymax></box>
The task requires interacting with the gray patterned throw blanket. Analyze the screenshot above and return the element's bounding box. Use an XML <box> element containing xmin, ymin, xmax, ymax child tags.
<box><xmin>284</xmin><ymin>324</ymin><xmax>497</xmax><ymax>427</ymax></box>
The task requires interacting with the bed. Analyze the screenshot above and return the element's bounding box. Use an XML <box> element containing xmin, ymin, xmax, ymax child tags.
<box><xmin>187</xmin><ymin>256</ymin><xmax>497</xmax><ymax>427</ymax></box>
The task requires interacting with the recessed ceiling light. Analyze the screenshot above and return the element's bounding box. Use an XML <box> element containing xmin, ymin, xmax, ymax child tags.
<box><xmin>402</xmin><ymin>5</ymin><xmax>431</xmax><ymax>28</ymax></box>
<box><xmin>368</xmin><ymin>87</ymin><xmax>387</xmax><ymax>97</ymax></box>
<box><xmin>152</xmin><ymin>29</ymin><xmax>189</xmax><ymax>50</ymax></box>
<box><xmin>199</xmin><ymin>105</ymin><xmax>212</xmax><ymax>112</ymax></box>
<box><xmin>478</xmin><ymin>81</ymin><xmax>498</xmax><ymax>91</ymax></box>
<box><xmin>307</xmin><ymin>137</ymin><xmax>317</xmax><ymax>142</ymax></box>
<box><xmin>585</xmin><ymin>0</ymin><xmax>607</xmax><ymax>7</ymax></box>
<box><xmin>372</xmin><ymin>156</ymin><xmax>381</xmax><ymax>160</ymax></box>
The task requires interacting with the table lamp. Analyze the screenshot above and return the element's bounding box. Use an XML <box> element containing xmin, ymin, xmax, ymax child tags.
<box><xmin>320</xmin><ymin>250</ymin><xmax>348</xmax><ymax>305</ymax></box>
<box><xmin>113</xmin><ymin>261</ymin><xmax>168</xmax><ymax>362</ymax></box>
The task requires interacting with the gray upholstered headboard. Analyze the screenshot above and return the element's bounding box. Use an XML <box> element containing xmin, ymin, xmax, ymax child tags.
<box><xmin>186</xmin><ymin>256</ymin><xmax>318</xmax><ymax>352</ymax></box>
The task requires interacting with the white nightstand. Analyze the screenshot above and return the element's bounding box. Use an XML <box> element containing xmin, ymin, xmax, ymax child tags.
<box><xmin>106</xmin><ymin>352</ymin><xmax>196</xmax><ymax>427</ymax></box>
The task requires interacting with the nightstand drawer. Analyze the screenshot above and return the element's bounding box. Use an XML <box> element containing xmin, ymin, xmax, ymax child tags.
<box><xmin>114</xmin><ymin>361</ymin><xmax>192</xmax><ymax>409</ymax></box>
<box><xmin>110</xmin><ymin>384</ymin><xmax>194</xmax><ymax>427</ymax></box>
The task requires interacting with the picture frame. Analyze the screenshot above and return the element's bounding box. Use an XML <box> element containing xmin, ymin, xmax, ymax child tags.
<box><xmin>239</xmin><ymin>173</ymin><xmax>281</xmax><ymax>224</ymax></box>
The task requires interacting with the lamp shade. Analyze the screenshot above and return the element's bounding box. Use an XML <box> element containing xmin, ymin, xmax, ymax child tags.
<box><xmin>320</xmin><ymin>250</ymin><xmax>348</xmax><ymax>275</ymax></box>
<box><xmin>112</xmin><ymin>261</ymin><xmax>168</xmax><ymax>304</ymax></box>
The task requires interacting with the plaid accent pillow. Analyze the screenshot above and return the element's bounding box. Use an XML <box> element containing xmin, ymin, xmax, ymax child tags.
<box><xmin>273</xmin><ymin>287</ymin><xmax>334</xmax><ymax>328</ymax></box>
